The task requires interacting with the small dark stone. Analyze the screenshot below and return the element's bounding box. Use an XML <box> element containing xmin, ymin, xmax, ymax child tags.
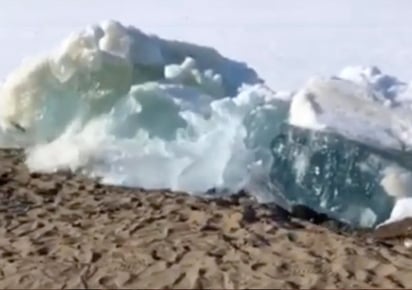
<box><xmin>37</xmin><ymin>247</ymin><xmax>49</xmax><ymax>256</ymax></box>
<box><xmin>322</xmin><ymin>220</ymin><xmax>354</xmax><ymax>234</ymax></box>
<box><xmin>29</xmin><ymin>172</ymin><xmax>42</xmax><ymax>179</ymax></box>
<box><xmin>200</xmin><ymin>223</ymin><xmax>220</xmax><ymax>231</ymax></box>
<box><xmin>291</xmin><ymin>204</ymin><xmax>329</xmax><ymax>224</ymax></box>
<box><xmin>286</xmin><ymin>232</ymin><xmax>297</xmax><ymax>242</ymax></box>
<box><xmin>213</xmin><ymin>198</ymin><xmax>234</xmax><ymax>207</ymax></box>
<box><xmin>266</xmin><ymin>203</ymin><xmax>291</xmax><ymax>222</ymax></box>
<box><xmin>1</xmin><ymin>251</ymin><xmax>14</xmax><ymax>258</ymax></box>
<box><xmin>206</xmin><ymin>187</ymin><xmax>218</xmax><ymax>195</ymax></box>
<box><xmin>242</xmin><ymin>204</ymin><xmax>258</xmax><ymax>223</ymax></box>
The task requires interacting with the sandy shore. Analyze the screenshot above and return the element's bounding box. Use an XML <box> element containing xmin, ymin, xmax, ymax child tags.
<box><xmin>0</xmin><ymin>149</ymin><xmax>412</xmax><ymax>289</ymax></box>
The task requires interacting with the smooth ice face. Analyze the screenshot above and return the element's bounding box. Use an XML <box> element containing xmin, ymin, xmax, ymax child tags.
<box><xmin>269</xmin><ymin>124</ymin><xmax>395</xmax><ymax>227</ymax></box>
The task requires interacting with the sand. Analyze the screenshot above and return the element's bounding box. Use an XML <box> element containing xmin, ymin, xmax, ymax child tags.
<box><xmin>0</xmin><ymin>149</ymin><xmax>412</xmax><ymax>289</ymax></box>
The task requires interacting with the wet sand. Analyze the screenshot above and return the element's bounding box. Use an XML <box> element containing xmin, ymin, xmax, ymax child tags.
<box><xmin>0</xmin><ymin>149</ymin><xmax>412</xmax><ymax>289</ymax></box>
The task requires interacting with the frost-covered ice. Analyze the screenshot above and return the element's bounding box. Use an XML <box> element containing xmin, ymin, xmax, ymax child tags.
<box><xmin>377</xmin><ymin>166</ymin><xmax>412</xmax><ymax>227</ymax></box>
<box><xmin>2</xmin><ymin>20</ymin><xmax>412</xmax><ymax>228</ymax></box>
<box><xmin>289</xmin><ymin>75</ymin><xmax>412</xmax><ymax>152</ymax></box>
<box><xmin>378</xmin><ymin>198</ymin><xmax>412</xmax><ymax>227</ymax></box>
<box><xmin>0</xmin><ymin>21</ymin><xmax>284</xmax><ymax>202</ymax></box>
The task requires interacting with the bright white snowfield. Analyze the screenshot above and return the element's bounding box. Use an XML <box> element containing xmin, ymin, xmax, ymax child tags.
<box><xmin>2</xmin><ymin>0</ymin><xmax>412</xmax><ymax>229</ymax></box>
<box><xmin>2</xmin><ymin>0</ymin><xmax>412</xmax><ymax>90</ymax></box>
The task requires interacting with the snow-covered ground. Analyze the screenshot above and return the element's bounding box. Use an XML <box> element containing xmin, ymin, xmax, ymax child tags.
<box><xmin>2</xmin><ymin>0</ymin><xmax>412</xmax><ymax>90</ymax></box>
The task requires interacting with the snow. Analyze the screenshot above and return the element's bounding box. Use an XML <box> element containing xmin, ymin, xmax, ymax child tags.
<box><xmin>2</xmin><ymin>0</ymin><xmax>412</xmax><ymax>90</ymax></box>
